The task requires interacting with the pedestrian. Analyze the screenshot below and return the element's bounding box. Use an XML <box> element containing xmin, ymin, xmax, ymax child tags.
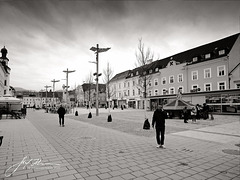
<box><xmin>202</xmin><ymin>103</ymin><xmax>209</xmax><ymax>120</ymax></box>
<box><xmin>191</xmin><ymin>107</ymin><xmax>197</xmax><ymax>123</ymax></box>
<box><xmin>196</xmin><ymin>104</ymin><xmax>200</xmax><ymax>120</ymax></box>
<box><xmin>57</xmin><ymin>104</ymin><xmax>66</xmax><ymax>127</ymax></box>
<box><xmin>152</xmin><ymin>104</ymin><xmax>168</xmax><ymax>149</ymax></box>
<box><xmin>183</xmin><ymin>106</ymin><xmax>189</xmax><ymax>123</ymax></box>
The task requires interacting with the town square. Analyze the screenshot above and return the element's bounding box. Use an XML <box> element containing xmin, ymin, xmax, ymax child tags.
<box><xmin>0</xmin><ymin>0</ymin><xmax>240</xmax><ymax>179</ymax></box>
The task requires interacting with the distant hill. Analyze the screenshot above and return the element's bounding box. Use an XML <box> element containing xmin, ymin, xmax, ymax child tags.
<box><xmin>14</xmin><ymin>87</ymin><xmax>27</xmax><ymax>91</ymax></box>
<box><xmin>14</xmin><ymin>87</ymin><xmax>37</xmax><ymax>92</ymax></box>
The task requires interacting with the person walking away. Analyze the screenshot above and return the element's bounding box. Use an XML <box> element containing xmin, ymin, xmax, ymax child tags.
<box><xmin>183</xmin><ymin>106</ymin><xmax>189</xmax><ymax>123</ymax></box>
<box><xmin>57</xmin><ymin>105</ymin><xmax>66</xmax><ymax>127</ymax></box>
<box><xmin>202</xmin><ymin>103</ymin><xmax>209</xmax><ymax>120</ymax></box>
<box><xmin>191</xmin><ymin>107</ymin><xmax>197</xmax><ymax>123</ymax></box>
<box><xmin>195</xmin><ymin>104</ymin><xmax>200</xmax><ymax>120</ymax></box>
<box><xmin>152</xmin><ymin>104</ymin><xmax>168</xmax><ymax>148</ymax></box>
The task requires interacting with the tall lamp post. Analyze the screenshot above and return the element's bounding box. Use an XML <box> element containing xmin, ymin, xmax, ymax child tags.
<box><xmin>90</xmin><ymin>44</ymin><xmax>110</xmax><ymax>116</ymax></box>
<box><xmin>44</xmin><ymin>85</ymin><xmax>51</xmax><ymax>107</ymax></box>
<box><xmin>63</xmin><ymin>68</ymin><xmax>75</xmax><ymax>104</ymax></box>
<box><xmin>51</xmin><ymin>79</ymin><xmax>60</xmax><ymax>105</ymax></box>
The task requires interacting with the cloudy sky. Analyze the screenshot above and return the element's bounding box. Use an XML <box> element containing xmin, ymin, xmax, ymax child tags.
<box><xmin>0</xmin><ymin>0</ymin><xmax>239</xmax><ymax>91</ymax></box>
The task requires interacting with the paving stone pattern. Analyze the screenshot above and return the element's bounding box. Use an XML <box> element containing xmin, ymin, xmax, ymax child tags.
<box><xmin>0</xmin><ymin>109</ymin><xmax>239</xmax><ymax>180</ymax></box>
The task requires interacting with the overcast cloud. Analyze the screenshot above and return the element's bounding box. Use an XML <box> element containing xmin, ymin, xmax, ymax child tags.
<box><xmin>0</xmin><ymin>0</ymin><xmax>239</xmax><ymax>91</ymax></box>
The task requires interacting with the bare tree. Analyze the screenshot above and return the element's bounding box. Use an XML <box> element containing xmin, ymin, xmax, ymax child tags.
<box><xmin>85</xmin><ymin>72</ymin><xmax>94</xmax><ymax>108</ymax></box>
<box><xmin>135</xmin><ymin>38</ymin><xmax>155</xmax><ymax>116</ymax></box>
<box><xmin>103</xmin><ymin>62</ymin><xmax>114</xmax><ymax>119</ymax></box>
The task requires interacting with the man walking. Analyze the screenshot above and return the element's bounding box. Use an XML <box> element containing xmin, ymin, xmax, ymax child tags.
<box><xmin>152</xmin><ymin>104</ymin><xmax>168</xmax><ymax>148</ymax></box>
<box><xmin>57</xmin><ymin>104</ymin><xmax>66</xmax><ymax>127</ymax></box>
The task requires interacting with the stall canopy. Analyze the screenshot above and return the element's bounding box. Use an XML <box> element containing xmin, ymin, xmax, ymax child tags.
<box><xmin>164</xmin><ymin>98</ymin><xmax>195</xmax><ymax>110</ymax></box>
<box><xmin>0</xmin><ymin>94</ymin><xmax>21</xmax><ymax>104</ymax></box>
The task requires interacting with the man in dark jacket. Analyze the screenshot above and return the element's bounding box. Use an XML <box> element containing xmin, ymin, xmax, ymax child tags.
<box><xmin>152</xmin><ymin>104</ymin><xmax>168</xmax><ymax>148</ymax></box>
<box><xmin>57</xmin><ymin>105</ymin><xmax>66</xmax><ymax>127</ymax></box>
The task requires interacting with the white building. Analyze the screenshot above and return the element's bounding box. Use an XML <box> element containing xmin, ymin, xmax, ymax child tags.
<box><xmin>0</xmin><ymin>46</ymin><xmax>11</xmax><ymax>96</ymax></box>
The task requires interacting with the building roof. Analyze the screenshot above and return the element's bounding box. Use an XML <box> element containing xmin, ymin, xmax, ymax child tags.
<box><xmin>110</xmin><ymin>70</ymin><xmax>131</xmax><ymax>82</ymax></box>
<box><xmin>126</xmin><ymin>33</ymin><xmax>239</xmax><ymax>78</ymax></box>
<box><xmin>82</xmin><ymin>83</ymin><xmax>106</xmax><ymax>92</ymax></box>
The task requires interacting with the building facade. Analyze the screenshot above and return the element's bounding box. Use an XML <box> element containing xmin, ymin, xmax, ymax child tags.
<box><xmin>0</xmin><ymin>46</ymin><xmax>11</xmax><ymax>96</ymax></box>
<box><xmin>109</xmin><ymin>33</ymin><xmax>240</xmax><ymax>114</ymax></box>
<box><xmin>80</xmin><ymin>83</ymin><xmax>106</xmax><ymax>108</ymax></box>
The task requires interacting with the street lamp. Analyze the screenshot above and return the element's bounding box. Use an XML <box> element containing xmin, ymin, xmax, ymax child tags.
<box><xmin>63</xmin><ymin>68</ymin><xmax>75</xmax><ymax>104</ymax></box>
<box><xmin>51</xmin><ymin>79</ymin><xmax>60</xmax><ymax>105</ymax></box>
<box><xmin>90</xmin><ymin>44</ymin><xmax>110</xmax><ymax>116</ymax></box>
<box><xmin>44</xmin><ymin>85</ymin><xmax>51</xmax><ymax>108</ymax></box>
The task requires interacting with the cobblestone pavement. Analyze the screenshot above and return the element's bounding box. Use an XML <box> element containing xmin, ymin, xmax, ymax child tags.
<box><xmin>0</xmin><ymin>109</ymin><xmax>239</xmax><ymax>180</ymax></box>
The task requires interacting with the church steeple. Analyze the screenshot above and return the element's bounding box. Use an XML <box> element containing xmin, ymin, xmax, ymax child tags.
<box><xmin>1</xmin><ymin>46</ymin><xmax>8</xmax><ymax>59</ymax></box>
<box><xmin>0</xmin><ymin>46</ymin><xmax>9</xmax><ymax>66</ymax></box>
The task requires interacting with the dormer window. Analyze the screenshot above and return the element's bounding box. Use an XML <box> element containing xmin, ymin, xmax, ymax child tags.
<box><xmin>149</xmin><ymin>69</ymin><xmax>152</xmax><ymax>73</ymax></box>
<box><xmin>143</xmin><ymin>71</ymin><xmax>146</xmax><ymax>75</ymax></box>
<box><xmin>131</xmin><ymin>73</ymin><xmax>134</xmax><ymax>77</ymax></box>
<box><xmin>205</xmin><ymin>53</ymin><xmax>211</xmax><ymax>59</ymax></box>
<box><xmin>136</xmin><ymin>71</ymin><xmax>139</xmax><ymax>75</ymax></box>
<box><xmin>219</xmin><ymin>50</ymin><xmax>225</xmax><ymax>55</ymax></box>
<box><xmin>192</xmin><ymin>57</ymin><xmax>198</xmax><ymax>62</ymax></box>
<box><xmin>155</xmin><ymin>67</ymin><xmax>159</xmax><ymax>72</ymax></box>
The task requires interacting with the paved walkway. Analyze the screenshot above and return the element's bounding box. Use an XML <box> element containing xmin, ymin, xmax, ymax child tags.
<box><xmin>0</xmin><ymin>109</ymin><xmax>239</xmax><ymax>180</ymax></box>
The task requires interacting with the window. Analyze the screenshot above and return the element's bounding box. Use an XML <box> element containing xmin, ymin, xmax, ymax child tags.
<box><xmin>4</xmin><ymin>80</ymin><xmax>7</xmax><ymax>86</ymax></box>
<box><xmin>169</xmin><ymin>87</ymin><xmax>175</xmax><ymax>94</ymax></box>
<box><xmin>149</xmin><ymin>80</ymin><xmax>152</xmax><ymax>87</ymax></box>
<box><xmin>217</xmin><ymin>65</ymin><xmax>226</xmax><ymax>77</ymax></box>
<box><xmin>178</xmin><ymin>74</ymin><xmax>183</xmax><ymax>82</ymax></box>
<box><xmin>178</xmin><ymin>86</ymin><xmax>183</xmax><ymax>93</ymax></box>
<box><xmin>133</xmin><ymin>90</ymin><xmax>135</xmax><ymax>96</ymax></box>
<box><xmin>149</xmin><ymin>69</ymin><xmax>152</xmax><ymax>73</ymax></box>
<box><xmin>138</xmin><ymin>89</ymin><xmax>141</xmax><ymax>95</ymax></box>
<box><xmin>154</xmin><ymin>89</ymin><xmax>158</xmax><ymax>96</ymax></box>
<box><xmin>205</xmin><ymin>53</ymin><xmax>211</xmax><ymax>59</ymax></box>
<box><xmin>119</xmin><ymin>92</ymin><xmax>121</xmax><ymax>97</ymax></box>
<box><xmin>219</xmin><ymin>50</ymin><xmax>225</xmax><ymax>55</ymax></box>
<box><xmin>132</xmin><ymin>81</ymin><xmax>135</xmax><ymax>86</ymax></box>
<box><xmin>162</xmin><ymin>89</ymin><xmax>168</xmax><ymax>95</ymax></box>
<box><xmin>154</xmin><ymin>79</ymin><xmax>158</xmax><ymax>86</ymax></box>
<box><xmin>218</xmin><ymin>81</ymin><xmax>226</xmax><ymax>90</ymax></box>
<box><xmin>136</xmin><ymin>71</ymin><xmax>139</xmax><ymax>75</ymax></box>
<box><xmin>124</xmin><ymin>83</ymin><xmax>126</xmax><ymax>88</ymax></box>
<box><xmin>162</xmin><ymin>77</ymin><xmax>166</xmax><ymax>85</ymax></box>
<box><xmin>119</xmin><ymin>83</ymin><xmax>121</xmax><ymax>89</ymax></box>
<box><xmin>131</xmin><ymin>73</ymin><xmax>133</xmax><ymax>77</ymax></box>
<box><xmin>236</xmin><ymin>84</ymin><xmax>240</xmax><ymax>89</ymax></box>
<box><xmin>169</xmin><ymin>75</ymin><xmax>174</xmax><ymax>84</ymax></box>
<box><xmin>148</xmin><ymin>90</ymin><xmax>152</xmax><ymax>96</ymax></box>
<box><xmin>192</xmin><ymin>71</ymin><xmax>198</xmax><ymax>80</ymax></box>
<box><xmin>204</xmin><ymin>68</ymin><xmax>211</xmax><ymax>79</ymax></box>
<box><xmin>192</xmin><ymin>85</ymin><xmax>198</xmax><ymax>91</ymax></box>
<box><xmin>127</xmin><ymin>90</ymin><xmax>130</xmax><ymax>96</ymax></box>
<box><xmin>192</xmin><ymin>57</ymin><xmax>198</xmax><ymax>62</ymax></box>
<box><xmin>128</xmin><ymin>82</ymin><xmax>130</xmax><ymax>87</ymax></box>
<box><xmin>204</xmin><ymin>83</ymin><xmax>212</xmax><ymax>91</ymax></box>
<box><xmin>155</xmin><ymin>68</ymin><xmax>159</xmax><ymax>72</ymax></box>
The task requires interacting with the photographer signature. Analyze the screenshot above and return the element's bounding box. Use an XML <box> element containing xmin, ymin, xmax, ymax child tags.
<box><xmin>5</xmin><ymin>156</ymin><xmax>61</xmax><ymax>177</ymax></box>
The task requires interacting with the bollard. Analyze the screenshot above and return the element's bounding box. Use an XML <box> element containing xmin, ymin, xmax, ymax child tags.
<box><xmin>75</xmin><ymin>111</ymin><xmax>78</xmax><ymax>116</ymax></box>
<box><xmin>88</xmin><ymin>112</ymin><xmax>92</xmax><ymax>118</ymax></box>
<box><xmin>107</xmin><ymin>114</ymin><xmax>112</xmax><ymax>122</ymax></box>
<box><xmin>0</xmin><ymin>136</ymin><xmax>3</xmax><ymax>147</ymax></box>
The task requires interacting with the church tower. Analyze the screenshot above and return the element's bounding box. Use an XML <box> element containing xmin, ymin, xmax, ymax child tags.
<box><xmin>0</xmin><ymin>46</ymin><xmax>11</xmax><ymax>95</ymax></box>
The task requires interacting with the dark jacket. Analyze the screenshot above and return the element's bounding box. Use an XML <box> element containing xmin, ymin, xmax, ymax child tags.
<box><xmin>57</xmin><ymin>106</ymin><xmax>66</xmax><ymax>116</ymax></box>
<box><xmin>152</xmin><ymin>109</ymin><xmax>168</xmax><ymax>128</ymax></box>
